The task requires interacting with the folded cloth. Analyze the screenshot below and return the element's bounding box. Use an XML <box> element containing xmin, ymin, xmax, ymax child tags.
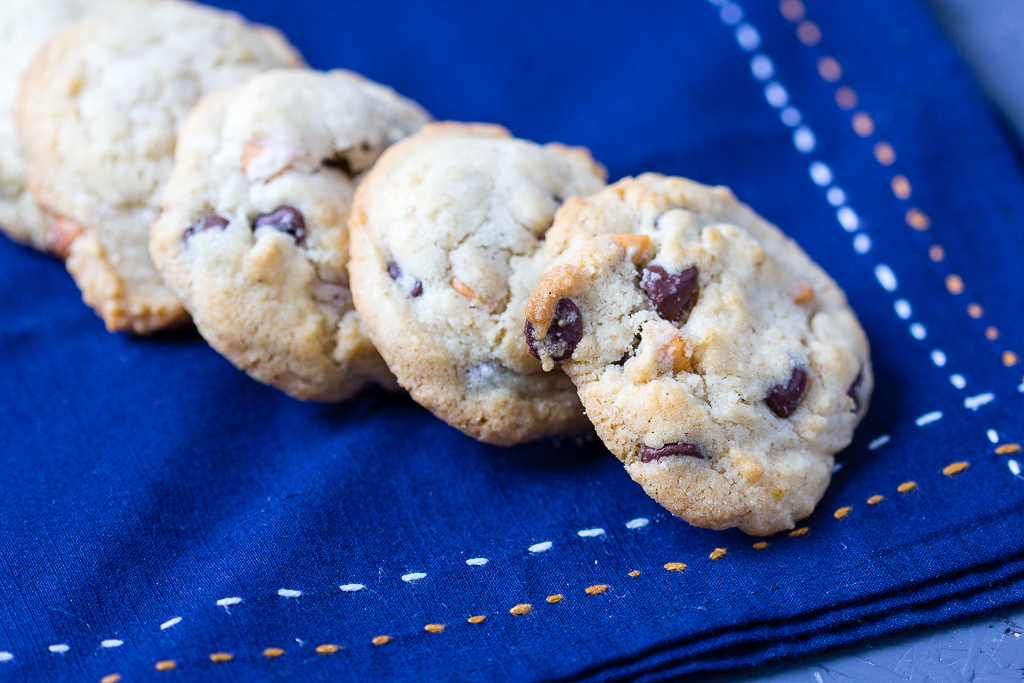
<box><xmin>1</xmin><ymin>1</ymin><xmax>1022</xmax><ymax>681</ymax></box>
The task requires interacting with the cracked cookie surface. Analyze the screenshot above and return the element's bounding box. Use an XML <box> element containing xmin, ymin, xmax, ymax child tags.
<box><xmin>348</xmin><ymin>122</ymin><xmax>607</xmax><ymax>445</ymax></box>
<box><xmin>527</xmin><ymin>174</ymin><xmax>872</xmax><ymax>535</ymax></box>
<box><xmin>151</xmin><ymin>69</ymin><xmax>430</xmax><ymax>401</ymax></box>
<box><xmin>17</xmin><ymin>0</ymin><xmax>303</xmax><ymax>333</ymax></box>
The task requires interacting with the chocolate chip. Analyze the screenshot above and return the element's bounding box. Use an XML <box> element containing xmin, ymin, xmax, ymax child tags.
<box><xmin>253</xmin><ymin>206</ymin><xmax>305</xmax><ymax>244</ymax></box>
<box><xmin>642</xmin><ymin>265</ymin><xmax>699</xmax><ymax>322</ymax></box>
<box><xmin>182</xmin><ymin>215</ymin><xmax>229</xmax><ymax>242</ymax></box>
<box><xmin>386</xmin><ymin>260</ymin><xmax>423</xmax><ymax>298</ymax></box>
<box><xmin>847</xmin><ymin>369</ymin><xmax>863</xmax><ymax>411</ymax></box>
<box><xmin>641</xmin><ymin>442</ymin><xmax>705</xmax><ymax>463</ymax></box>
<box><xmin>525</xmin><ymin>299</ymin><xmax>583</xmax><ymax>362</ymax></box>
<box><xmin>766</xmin><ymin>368</ymin><xmax>808</xmax><ymax>418</ymax></box>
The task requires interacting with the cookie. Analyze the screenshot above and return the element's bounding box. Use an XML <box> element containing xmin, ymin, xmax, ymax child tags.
<box><xmin>526</xmin><ymin>174</ymin><xmax>872</xmax><ymax>535</ymax></box>
<box><xmin>150</xmin><ymin>69</ymin><xmax>431</xmax><ymax>401</ymax></box>
<box><xmin>348</xmin><ymin>122</ymin><xmax>607</xmax><ymax>445</ymax></box>
<box><xmin>17</xmin><ymin>0</ymin><xmax>303</xmax><ymax>333</ymax></box>
<box><xmin>0</xmin><ymin>0</ymin><xmax>152</xmax><ymax>252</ymax></box>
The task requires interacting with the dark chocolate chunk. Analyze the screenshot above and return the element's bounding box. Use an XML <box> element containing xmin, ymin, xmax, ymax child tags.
<box><xmin>766</xmin><ymin>368</ymin><xmax>808</xmax><ymax>418</ymax></box>
<box><xmin>387</xmin><ymin>261</ymin><xmax>423</xmax><ymax>297</ymax></box>
<box><xmin>525</xmin><ymin>298</ymin><xmax>583</xmax><ymax>362</ymax></box>
<box><xmin>642</xmin><ymin>265</ymin><xmax>699</xmax><ymax>322</ymax></box>
<box><xmin>182</xmin><ymin>215</ymin><xmax>228</xmax><ymax>242</ymax></box>
<box><xmin>641</xmin><ymin>442</ymin><xmax>705</xmax><ymax>462</ymax></box>
<box><xmin>253</xmin><ymin>206</ymin><xmax>306</xmax><ymax>244</ymax></box>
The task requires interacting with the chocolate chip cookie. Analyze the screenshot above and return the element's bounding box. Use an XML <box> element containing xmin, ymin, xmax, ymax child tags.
<box><xmin>17</xmin><ymin>0</ymin><xmax>303</xmax><ymax>333</ymax></box>
<box><xmin>0</xmin><ymin>0</ymin><xmax>150</xmax><ymax>252</ymax></box>
<box><xmin>150</xmin><ymin>69</ymin><xmax>429</xmax><ymax>401</ymax></box>
<box><xmin>526</xmin><ymin>174</ymin><xmax>871</xmax><ymax>534</ymax></box>
<box><xmin>348</xmin><ymin>122</ymin><xmax>607</xmax><ymax>445</ymax></box>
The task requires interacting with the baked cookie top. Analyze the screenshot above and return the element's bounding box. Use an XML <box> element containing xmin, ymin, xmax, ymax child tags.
<box><xmin>17</xmin><ymin>0</ymin><xmax>303</xmax><ymax>333</ymax></box>
<box><xmin>0</xmin><ymin>0</ymin><xmax>150</xmax><ymax>251</ymax></box>
<box><xmin>526</xmin><ymin>174</ymin><xmax>872</xmax><ymax>535</ymax></box>
<box><xmin>150</xmin><ymin>69</ymin><xmax>431</xmax><ymax>402</ymax></box>
<box><xmin>348</xmin><ymin>122</ymin><xmax>607</xmax><ymax>445</ymax></box>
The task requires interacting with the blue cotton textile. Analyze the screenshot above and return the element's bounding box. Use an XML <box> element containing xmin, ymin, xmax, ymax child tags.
<box><xmin>2</xmin><ymin>1</ymin><xmax>1023</xmax><ymax>681</ymax></box>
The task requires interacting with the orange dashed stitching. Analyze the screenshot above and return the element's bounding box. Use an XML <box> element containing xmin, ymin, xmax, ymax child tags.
<box><xmin>585</xmin><ymin>584</ymin><xmax>609</xmax><ymax>595</ymax></box>
<box><xmin>468</xmin><ymin>615</ymin><xmax>487</xmax><ymax>624</ymax></box>
<box><xmin>710</xmin><ymin>548</ymin><xmax>728</xmax><ymax>559</ymax></box>
<box><xmin>546</xmin><ymin>594</ymin><xmax>564</xmax><ymax>603</ymax></box>
<box><xmin>817</xmin><ymin>56</ymin><xmax>842</xmax><ymax>82</ymax></box>
<box><xmin>664</xmin><ymin>562</ymin><xmax>687</xmax><ymax>571</ymax></box>
<box><xmin>1003</xmin><ymin>351</ymin><xmax>1020</xmax><ymax>367</ymax></box>
<box><xmin>942</xmin><ymin>462</ymin><xmax>970</xmax><ymax>477</ymax></box>
<box><xmin>968</xmin><ymin>303</ymin><xmax>984</xmax><ymax>318</ymax></box>
<box><xmin>898</xmin><ymin>481</ymin><xmax>918</xmax><ymax>494</ymax></box>
<box><xmin>788</xmin><ymin>528</ymin><xmax>809</xmax><ymax>538</ymax></box>
<box><xmin>752</xmin><ymin>542</ymin><xmax>770</xmax><ymax>550</ymax></box>
<box><xmin>834</xmin><ymin>506</ymin><xmax>852</xmax><ymax>519</ymax></box>
<box><xmin>628</xmin><ymin>570</ymin><xmax>641</xmax><ymax>577</ymax></box>
<box><xmin>945</xmin><ymin>274</ymin><xmax>964</xmax><ymax>295</ymax></box>
<box><xmin>868</xmin><ymin>495</ymin><xmax>884</xmax><ymax>505</ymax></box>
<box><xmin>100</xmin><ymin>674</ymin><xmax>121</xmax><ymax>683</ymax></box>
<box><xmin>155</xmin><ymin>660</ymin><xmax>176</xmax><ymax>671</ymax></box>
<box><xmin>852</xmin><ymin>112</ymin><xmax>874</xmax><ymax>137</ymax></box>
<box><xmin>316</xmin><ymin>644</ymin><xmax>340</xmax><ymax>655</ymax></box>
<box><xmin>891</xmin><ymin>175</ymin><xmax>912</xmax><ymax>199</ymax></box>
<box><xmin>905</xmin><ymin>208</ymin><xmax>931</xmax><ymax>230</ymax></box>
<box><xmin>835</xmin><ymin>86</ymin><xmax>858</xmax><ymax>110</ymax></box>
<box><xmin>796</xmin><ymin>20</ymin><xmax>820</xmax><ymax>45</ymax></box>
<box><xmin>263</xmin><ymin>647</ymin><xmax>284</xmax><ymax>658</ymax></box>
<box><xmin>780</xmin><ymin>0</ymin><xmax>805</xmax><ymax>22</ymax></box>
<box><xmin>372</xmin><ymin>635</ymin><xmax>391</xmax><ymax>646</ymax></box>
<box><xmin>209</xmin><ymin>653</ymin><xmax>233</xmax><ymax>663</ymax></box>
<box><xmin>424</xmin><ymin>624</ymin><xmax>445</xmax><ymax>634</ymax></box>
<box><xmin>510</xmin><ymin>604</ymin><xmax>532</xmax><ymax>616</ymax></box>
<box><xmin>873</xmin><ymin>141</ymin><xmax>896</xmax><ymax>165</ymax></box>
<box><xmin>996</xmin><ymin>444</ymin><xmax>1021</xmax><ymax>455</ymax></box>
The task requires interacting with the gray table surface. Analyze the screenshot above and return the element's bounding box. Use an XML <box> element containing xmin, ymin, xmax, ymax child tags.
<box><xmin>701</xmin><ymin>2</ymin><xmax>1024</xmax><ymax>680</ymax></box>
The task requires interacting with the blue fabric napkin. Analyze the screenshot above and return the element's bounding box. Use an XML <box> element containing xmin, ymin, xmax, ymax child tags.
<box><xmin>2</xmin><ymin>1</ymin><xmax>1023</xmax><ymax>681</ymax></box>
